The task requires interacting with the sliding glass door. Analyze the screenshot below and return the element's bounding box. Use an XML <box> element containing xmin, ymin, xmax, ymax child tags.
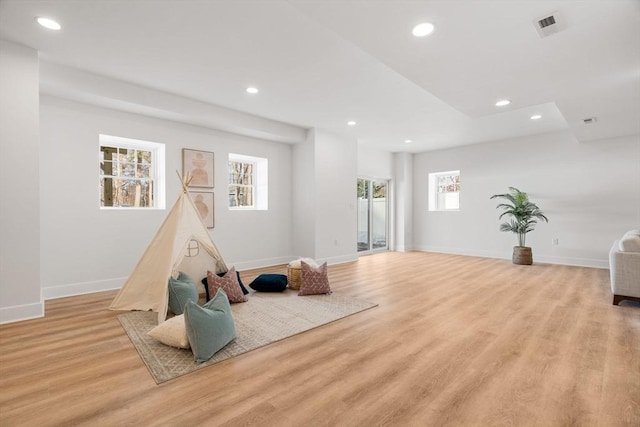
<box><xmin>357</xmin><ymin>178</ymin><xmax>388</xmax><ymax>253</ymax></box>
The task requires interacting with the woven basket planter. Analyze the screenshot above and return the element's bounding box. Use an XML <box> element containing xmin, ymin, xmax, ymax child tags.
<box><xmin>287</xmin><ymin>266</ymin><xmax>302</xmax><ymax>290</ymax></box>
<box><xmin>512</xmin><ymin>246</ymin><xmax>533</xmax><ymax>265</ymax></box>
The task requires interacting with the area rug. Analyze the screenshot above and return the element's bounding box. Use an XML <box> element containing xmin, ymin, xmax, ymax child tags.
<box><xmin>118</xmin><ymin>290</ymin><xmax>377</xmax><ymax>384</ymax></box>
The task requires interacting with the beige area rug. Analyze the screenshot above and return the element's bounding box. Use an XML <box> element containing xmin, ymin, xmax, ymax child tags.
<box><xmin>118</xmin><ymin>290</ymin><xmax>377</xmax><ymax>384</ymax></box>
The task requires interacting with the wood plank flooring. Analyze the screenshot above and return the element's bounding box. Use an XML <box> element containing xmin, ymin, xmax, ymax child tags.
<box><xmin>1</xmin><ymin>251</ymin><xmax>638</xmax><ymax>426</ymax></box>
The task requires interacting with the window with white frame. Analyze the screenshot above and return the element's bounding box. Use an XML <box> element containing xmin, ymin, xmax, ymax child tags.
<box><xmin>428</xmin><ymin>170</ymin><xmax>460</xmax><ymax>211</ymax></box>
<box><xmin>99</xmin><ymin>134</ymin><xmax>165</xmax><ymax>209</ymax></box>
<box><xmin>228</xmin><ymin>153</ymin><xmax>268</xmax><ymax>210</ymax></box>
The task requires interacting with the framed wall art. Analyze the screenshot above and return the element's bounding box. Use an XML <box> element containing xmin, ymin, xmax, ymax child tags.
<box><xmin>189</xmin><ymin>191</ymin><xmax>215</xmax><ymax>228</ymax></box>
<box><xmin>182</xmin><ymin>148</ymin><xmax>214</xmax><ymax>188</ymax></box>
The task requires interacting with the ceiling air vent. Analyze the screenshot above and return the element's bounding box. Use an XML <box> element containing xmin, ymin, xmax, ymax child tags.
<box><xmin>533</xmin><ymin>11</ymin><xmax>566</xmax><ymax>38</ymax></box>
<box><xmin>583</xmin><ymin>117</ymin><xmax>597</xmax><ymax>124</ymax></box>
<box><xmin>538</xmin><ymin>16</ymin><xmax>556</xmax><ymax>28</ymax></box>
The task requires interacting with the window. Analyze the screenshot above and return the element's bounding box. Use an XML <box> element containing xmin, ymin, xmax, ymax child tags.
<box><xmin>428</xmin><ymin>170</ymin><xmax>460</xmax><ymax>211</ymax></box>
<box><xmin>99</xmin><ymin>134</ymin><xmax>165</xmax><ymax>209</ymax></box>
<box><xmin>357</xmin><ymin>178</ymin><xmax>389</xmax><ymax>252</ymax></box>
<box><xmin>228</xmin><ymin>153</ymin><xmax>267</xmax><ymax>210</ymax></box>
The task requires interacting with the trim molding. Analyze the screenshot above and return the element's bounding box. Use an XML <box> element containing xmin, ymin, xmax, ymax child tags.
<box><xmin>6</xmin><ymin>247</ymin><xmax>607</xmax><ymax>323</ymax></box>
<box><xmin>413</xmin><ymin>245</ymin><xmax>609</xmax><ymax>269</ymax></box>
<box><xmin>533</xmin><ymin>254</ymin><xmax>608</xmax><ymax>269</ymax></box>
<box><xmin>40</xmin><ymin>253</ymin><xmax>360</xmax><ymax>303</ymax></box>
<box><xmin>0</xmin><ymin>301</ymin><xmax>44</xmax><ymax>325</ymax></box>
<box><xmin>42</xmin><ymin>277</ymin><xmax>125</xmax><ymax>300</ymax></box>
<box><xmin>230</xmin><ymin>256</ymin><xmax>295</xmax><ymax>271</ymax></box>
<box><xmin>36</xmin><ymin>247</ymin><xmax>607</xmax><ymax>306</ymax></box>
<box><xmin>317</xmin><ymin>253</ymin><xmax>359</xmax><ymax>265</ymax></box>
<box><xmin>232</xmin><ymin>254</ymin><xmax>358</xmax><ymax>270</ymax></box>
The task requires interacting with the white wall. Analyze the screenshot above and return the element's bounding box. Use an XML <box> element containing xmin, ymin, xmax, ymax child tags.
<box><xmin>291</xmin><ymin>130</ymin><xmax>316</xmax><ymax>258</ymax></box>
<box><xmin>314</xmin><ymin>130</ymin><xmax>358</xmax><ymax>262</ymax></box>
<box><xmin>291</xmin><ymin>129</ymin><xmax>358</xmax><ymax>263</ymax></box>
<box><xmin>413</xmin><ymin>131</ymin><xmax>640</xmax><ymax>267</ymax></box>
<box><xmin>40</xmin><ymin>96</ymin><xmax>293</xmax><ymax>299</ymax></box>
<box><xmin>357</xmin><ymin>144</ymin><xmax>393</xmax><ymax>179</ymax></box>
<box><xmin>0</xmin><ymin>40</ymin><xmax>42</xmax><ymax>323</ymax></box>
<box><xmin>393</xmin><ymin>152</ymin><xmax>413</xmax><ymax>252</ymax></box>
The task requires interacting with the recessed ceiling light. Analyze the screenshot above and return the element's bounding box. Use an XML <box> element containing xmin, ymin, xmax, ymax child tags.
<box><xmin>495</xmin><ymin>99</ymin><xmax>511</xmax><ymax>107</ymax></box>
<box><xmin>412</xmin><ymin>22</ymin><xmax>435</xmax><ymax>37</ymax></box>
<box><xmin>404</xmin><ymin>139</ymin><xmax>412</xmax><ymax>144</ymax></box>
<box><xmin>347</xmin><ymin>121</ymin><xmax>357</xmax><ymax>126</ymax></box>
<box><xmin>36</xmin><ymin>17</ymin><xmax>61</xmax><ymax>30</ymax></box>
<box><xmin>530</xmin><ymin>115</ymin><xmax>542</xmax><ymax>120</ymax></box>
<box><xmin>246</xmin><ymin>87</ymin><xmax>259</xmax><ymax>94</ymax></box>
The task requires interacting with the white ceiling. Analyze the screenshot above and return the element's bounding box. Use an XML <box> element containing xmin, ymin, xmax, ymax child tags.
<box><xmin>1</xmin><ymin>0</ymin><xmax>638</xmax><ymax>152</ymax></box>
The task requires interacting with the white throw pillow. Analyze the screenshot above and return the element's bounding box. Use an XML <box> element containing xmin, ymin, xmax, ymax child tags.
<box><xmin>619</xmin><ymin>234</ymin><xmax>640</xmax><ymax>253</ymax></box>
<box><xmin>288</xmin><ymin>257</ymin><xmax>318</xmax><ymax>269</ymax></box>
<box><xmin>147</xmin><ymin>314</ymin><xmax>190</xmax><ymax>349</ymax></box>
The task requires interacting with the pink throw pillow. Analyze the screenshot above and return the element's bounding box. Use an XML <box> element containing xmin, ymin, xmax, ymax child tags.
<box><xmin>298</xmin><ymin>261</ymin><xmax>332</xmax><ymax>296</ymax></box>
<box><xmin>206</xmin><ymin>267</ymin><xmax>247</xmax><ymax>303</ymax></box>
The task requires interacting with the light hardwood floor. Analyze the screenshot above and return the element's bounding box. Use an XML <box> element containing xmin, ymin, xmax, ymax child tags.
<box><xmin>1</xmin><ymin>252</ymin><xmax>638</xmax><ymax>426</ymax></box>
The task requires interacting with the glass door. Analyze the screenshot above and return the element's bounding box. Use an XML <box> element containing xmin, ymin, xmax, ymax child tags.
<box><xmin>357</xmin><ymin>178</ymin><xmax>388</xmax><ymax>252</ymax></box>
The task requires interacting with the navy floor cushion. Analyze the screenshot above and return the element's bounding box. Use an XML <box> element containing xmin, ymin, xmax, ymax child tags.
<box><xmin>249</xmin><ymin>274</ymin><xmax>288</xmax><ymax>292</ymax></box>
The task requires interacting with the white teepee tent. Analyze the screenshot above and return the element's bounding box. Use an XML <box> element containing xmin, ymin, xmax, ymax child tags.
<box><xmin>109</xmin><ymin>175</ymin><xmax>228</xmax><ymax>323</ymax></box>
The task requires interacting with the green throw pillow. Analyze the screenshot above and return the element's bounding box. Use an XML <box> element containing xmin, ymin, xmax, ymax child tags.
<box><xmin>168</xmin><ymin>275</ymin><xmax>198</xmax><ymax>315</ymax></box>
<box><xmin>184</xmin><ymin>288</ymin><xmax>236</xmax><ymax>364</ymax></box>
<box><xmin>178</xmin><ymin>271</ymin><xmax>195</xmax><ymax>283</ymax></box>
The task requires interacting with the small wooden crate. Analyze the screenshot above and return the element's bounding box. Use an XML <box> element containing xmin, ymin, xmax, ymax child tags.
<box><xmin>287</xmin><ymin>266</ymin><xmax>302</xmax><ymax>290</ymax></box>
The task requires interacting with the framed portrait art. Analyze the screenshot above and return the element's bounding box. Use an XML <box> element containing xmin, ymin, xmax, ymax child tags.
<box><xmin>183</xmin><ymin>148</ymin><xmax>214</xmax><ymax>188</ymax></box>
<box><xmin>190</xmin><ymin>191</ymin><xmax>214</xmax><ymax>228</ymax></box>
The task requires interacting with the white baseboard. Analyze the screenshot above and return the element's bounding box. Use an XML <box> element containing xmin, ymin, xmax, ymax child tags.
<box><xmin>39</xmin><ymin>253</ymin><xmax>358</xmax><ymax>304</ymax></box>
<box><xmin>413</xmin><ymin>245</ymin><xmax>507</xmax><ymax>260</ymax></box>
<box><xmin>42</xmin><ymin>258</ymin><xmax>299</xmax><ymax>300</ymax></box>
<box><xmin>8</xmin><ymin>247</ymin><xmax>606</xmax><ymax>324</ymax></box>
<box><xmin>0</xmin><ymin>301</ymin><xmax>44</xmax><ymax>325</ymax></box>
<box><xmin>230</xmin><ymin>256</ymin><xmax>296</xmax><ymax>271</ymax></box>
<box><xmin>393</xmin><ymin>245</ymin><xmax>415</xmax><ymax>252</ymax></box>
<box><xmin>232</xmin><ymin>253</ymin><xmax>358</xmax><ymax>270</ymax></box>
<box><xmin>33</xmin><ymin>247</ymin><xmax>607</xmax><ymax>309</ymax></box>
<box><xmin>413</xmin><ymin>245</ymin><xmax>608</xmax><ymax>269</ymax></box>
<box><xmin>317</xmin><ymin>253</ymin><xmax>358</xmax><ymax>265</ymax></box>
<box><xmin>533</xmin><ymin>255</ymin><xmax>609</xmax><ymax>269</ymax></box>
<box><xmin>42</xmin><ymin>277</ymin><xmax>126</xmax><ymax>300</ymax></box>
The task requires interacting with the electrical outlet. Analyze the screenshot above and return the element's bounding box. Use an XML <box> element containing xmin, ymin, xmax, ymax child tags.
<box><xmin>552</xmin><ymin>238</ymin><xmax>559</xmax><ymax>246</ymax></box>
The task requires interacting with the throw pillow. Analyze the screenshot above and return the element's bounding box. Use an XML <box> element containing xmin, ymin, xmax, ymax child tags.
<box><xmin>619</xmin><ymin>233</ymin><xmax>640</xmax><ymax>252</ymax></box>
<box><xmin>287</xmin><ymin>257</ymin><xmax>318</xmax><ymax>269</ymax></box>
<box><xmin>168</xmin><ymin>275</ymin><xmax>199</xmax><ymax>315</ymax></box>
<box><xmin>298</xmin><ymin>261</ymin><xmax>332</xmax><ymax>296</ymax></box>
<box><xmin>184</xmin><ymin>289</ymin><xmax>237</xmax><ymax>364</ymax></box>
<box><xmin>201</xmin><ymin>270</ymin><xmax>249</xmax><ymax>301</ymax></box>
<box><xmin>147</xmin><ymin>314</ymin><xmax>190</xmax><ymax>349</ymax></box>
<box><xmin>206</xmin><ymin>267</ymin><xmax>247</xmax><ymax>303</ymax></box>
<box><xmin>177</xmin><ymin>271</ymin><xmax>195</xmax><ymax>283</ymax></box>
<box><xmin>249</xmin><ymin>274</ymin><xmax>288</xmax><ymax>292</ymax></box>
<box><xmin>225</xmin><ymin>270</ymin><xmax>250</xmax><ymax>295</ymax></box>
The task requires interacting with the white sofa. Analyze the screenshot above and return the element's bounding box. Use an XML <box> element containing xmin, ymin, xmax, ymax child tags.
<box><xmin>609</xmin><ymin>229</ymin><xmax>640</xmax><ymax>305</ymax></box>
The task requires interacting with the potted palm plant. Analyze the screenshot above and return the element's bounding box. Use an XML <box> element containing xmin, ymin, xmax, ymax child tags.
<box><xmin>490</xmin><ymin>187</ymin><xmax>548</xmax><ymax>265</ymax></box>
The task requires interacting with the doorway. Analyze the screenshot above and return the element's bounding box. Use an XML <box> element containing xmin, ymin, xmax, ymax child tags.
<box><xmin>357</xmin><ymin>178</ymin><xmax>388</xmax><ymax>253</ymax></box>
